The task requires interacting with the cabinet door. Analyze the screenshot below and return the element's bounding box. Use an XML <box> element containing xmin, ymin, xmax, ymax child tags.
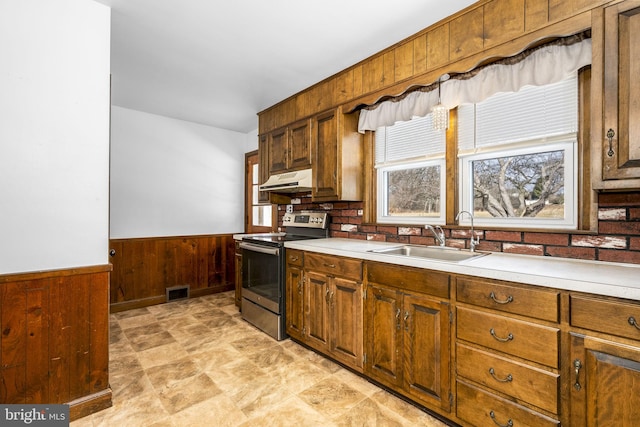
<box><xmin>285</xmin><ymin>264</ymin><xmax>304</xmax><ymax>340</ymax></box>
<box><xmin>570</xmin><ymin>333</ymin><xmax>640</xmax><ymax>426</ymax></box>
<box><xmin>312</xmin><ymin>109</ymin><xmax>340</xmax><ymax>200</ymax></box>
<box><xmin>268</xmin><ymin>127</ymin><xmax>288</xmax><ymax>174</ymax></box>
<box><xmin>304</xmin><ymin>271</ymin><xmax>330</xmax><ymax>351</ymax></box>
<box><xmin>402</xmin><ymin>293</ymin><xmax>451</xmax><ymax>412</ymax></box>
<box><xmin>288</xmin><ymin>119</ymin><xmax>312</xmax><ymax>171</ymax></box>
<box><xmin>330</xmin><ymin>277</ymin><xmax>363</xmax><ymax>370</ymax></box>
<box><xmin>602</xmin><ymin>1</ymin><xmax>640</xmax><ymax>181</ymax></box>
<box><xmin>364</xmin><ymin>284</ymin><xmax>402</xmax><ymax>388</ymax></box>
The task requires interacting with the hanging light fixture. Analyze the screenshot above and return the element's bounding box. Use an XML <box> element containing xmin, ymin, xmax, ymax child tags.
<box><xmin>432</xmin><ymin>74</ymin><xmax>450</xmax><ymax>131</ymax></box>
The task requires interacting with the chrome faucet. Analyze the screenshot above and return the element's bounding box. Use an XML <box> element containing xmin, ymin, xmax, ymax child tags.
<box><xmin>455</xmin><ymin>210</ymin><xmax>480</xmax><ymax>252</ymax></box>
<box><xmin>425</xmin><ymin>224</ymin><xmax>446</xmax><ymax>247</ymax></box>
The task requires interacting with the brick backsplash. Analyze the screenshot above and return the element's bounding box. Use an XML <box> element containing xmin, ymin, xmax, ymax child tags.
<box><xmin>278</xmin><ymin>191</ymin><xmax>640</xmax><ymax>265</ymax></box>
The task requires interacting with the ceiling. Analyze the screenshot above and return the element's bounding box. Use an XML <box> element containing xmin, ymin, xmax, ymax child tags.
<box><xmin>94</xmin><ymin>0</ymin><xmax>478</xmax><ymax>133</ymax></box>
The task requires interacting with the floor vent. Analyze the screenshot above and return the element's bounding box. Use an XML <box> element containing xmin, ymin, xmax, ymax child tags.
<box><xmin>166</xmin><ymin>285</ymin><xmax>190</xmax><ymax>302</ymax></box>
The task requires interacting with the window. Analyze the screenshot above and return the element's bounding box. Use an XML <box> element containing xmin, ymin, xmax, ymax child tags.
<box><xmin>458</xmin><ymin>75</ymin><xmax>578</xmax><ymax>229</ymax></box>
<box><xmin>375</xmin><ymin>114</ymin><xmax>446</xmax><ymax>224</ymax></box>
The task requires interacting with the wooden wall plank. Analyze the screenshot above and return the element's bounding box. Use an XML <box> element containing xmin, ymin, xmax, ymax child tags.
<box><xmin>395</xmin><ymin>39</ymin><xmax>415</xmax><ymax>82</ymax></box>
<box><xmin>49</xmin><ymin>277</ymin><xmax>70</xmax><ymax>403</ymax></box>
<box><xmin>69</xmin><ymin>275</ymin><xmax>90</xmax><ymax>401</ymax></box>
<box><xmin>526</xmin><ymin>0</ymin><xmax>550</xmax><ymax>31</ymax></box>
<box><xmin>414</xmin><ymin>34</ymin><xmax>428</xmax><ymax>76</ymax></box>
<box><xmin>335</xmin><ymin>70</ymin><xmax>354</xmax><ymax>105</ymax></box>
<box><xmin>484</xmin><ymin>0</ymin><xmax>526</xmax><ymax>48</ymax></box>
<box><xmin>109</xmin><ymin>234</ymin><xmax>235</xmax><ymax>309</ymax></box>
<box><xmin>0</xmin><ymin>267</ymin><xmax>110</xmax><ymax>416</ymax></box>
<box><xmin>427</xmin><ymin>23</ymin><xmax>450</xmax><ymax>70</ymax></box>
<box><xmin>450</xmin><ymin>6</ymin><xmax>484</xmax><ymax>61</ymax></box>
<box><xmin>89</xmin><ymin>273</ymin><xmax>109</xmax><ymax>394</ymax></box>
<box><xmin>549</xmin><ymin>0</ymin><xmax>601</xmax><ymax>22</ymax></box>
<box><xmin>25</xmin><ymin>279</ymin><xmax>49</xmax><ymax>403</ymax></box>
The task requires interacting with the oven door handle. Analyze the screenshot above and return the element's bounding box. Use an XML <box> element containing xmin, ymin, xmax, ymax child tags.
<box><xmin>239</xmin><ymin>242</ymin><xmax>281</xmax><ymax>256</ymax></box>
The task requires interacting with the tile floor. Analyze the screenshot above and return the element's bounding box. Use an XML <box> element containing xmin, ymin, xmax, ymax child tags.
<box><xmin>71</xmin><ymin>291</ymin><xmax>450</xmax><ymax>426</ymax></box>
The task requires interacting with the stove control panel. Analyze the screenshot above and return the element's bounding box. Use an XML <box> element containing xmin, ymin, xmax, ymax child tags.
<box><xmin>282</xmin><ymin>212</ymin><xmax>328</xmax><ymax>229</ymax></box>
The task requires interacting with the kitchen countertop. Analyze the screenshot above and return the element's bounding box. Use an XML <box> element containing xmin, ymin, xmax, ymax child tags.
<box><xmin>284</xmin><ymin>238</ymin><xmax>640</xmax><ymax>301</ymax></box>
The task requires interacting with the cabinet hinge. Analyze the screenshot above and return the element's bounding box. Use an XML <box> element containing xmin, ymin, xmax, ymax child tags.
<box><xmin>363</xmin><ymin>288</ymin><xmax>367</xmax><ymax>300</ymax></box>
<box><xmin>449</xmin><ymin>392</ymin><xmax>454</xmax><ymax>407</ymax></box>
<box><xmin>363</xmin><ymin>353</ymin><xmax>367</xmax><ymax>365</ymax></box>
<box><xmin>449</xmin><ymin>310</ymin><xmax>453</xmax><ymax>325</ymax></box>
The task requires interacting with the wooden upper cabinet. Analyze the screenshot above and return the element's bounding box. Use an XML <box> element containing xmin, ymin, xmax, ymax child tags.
<box><xmin>483</xmin><ymin>0</ymin><xmax>525</xmax><ymax>48</ymax></box>
<box><xmin>598</xmin><ymin>0</ymin><xmax>640</xmax><ymax>186</ymax></box>
<box><xmin>288</xmin><ymin>119</ymin><xmax>313</xmax><ymax>171</ymax></box>
<box><xmin>267</xmin><ymin>119</ymin><xmax>312</xmax><ymax>175</ymax></box>
<box><xmin>311</xmin><ymin>107</ymin><xmax>363</xmax><ymax>202</ymax></box>
<box><xmin>268</xmin><ymin>127</ymin><xmax>288</xmax><ymax>174</ymax></box>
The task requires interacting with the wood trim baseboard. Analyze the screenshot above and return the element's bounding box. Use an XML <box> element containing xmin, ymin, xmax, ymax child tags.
<box><xmin>109</xmin><ymin>283</ymin><xmax>234</xmax><ymax>313</ymax></box>
<box><xmin>68</xmin><ymin>388</ymin><xmax>113</xmax><ymax>421</ymax></box>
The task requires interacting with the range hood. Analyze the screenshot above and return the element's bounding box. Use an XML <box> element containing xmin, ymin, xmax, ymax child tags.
<box><xmin>259</xmin><ymin>168</ymin><xmax>312</xmax><ymax>193</ymax></box>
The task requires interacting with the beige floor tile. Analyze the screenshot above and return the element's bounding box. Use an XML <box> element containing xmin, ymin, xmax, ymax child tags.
<box><xmin>71</xmin><ymin>291</ymin><xmax>450</xmax><ymax>427</ymax></box>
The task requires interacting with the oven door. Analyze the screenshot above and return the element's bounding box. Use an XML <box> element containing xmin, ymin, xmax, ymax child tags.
<box><xmin>240</xmin><ymin>241</ymin><xmax>283</xmax><ymax>314</ymax></box>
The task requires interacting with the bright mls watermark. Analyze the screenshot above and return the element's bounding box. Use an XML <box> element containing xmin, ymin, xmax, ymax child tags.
<box><xmin>0</xmin><ymin>405</ymin><xmax>69</xmax><ymax>426</ymax></box>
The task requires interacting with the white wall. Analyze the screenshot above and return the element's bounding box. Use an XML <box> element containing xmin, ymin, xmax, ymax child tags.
<box><xmin>245</xmin><ymin>128</ymin><xmax>259</xmax><ymax>152</ymax></box>
<box><xmin>110</xmin><ymin>106</ymin><xmax>246</xmax><ymax>238</ymax></box>
<box><xmin>0</xmin><ymin>0</ymin><xmax>111</xmax><ymax>274</ymax></box>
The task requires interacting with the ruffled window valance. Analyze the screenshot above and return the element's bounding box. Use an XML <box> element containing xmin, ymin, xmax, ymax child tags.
<box><xmin>357</xmin><ymin>34</ymin><xmax>592</xmax><ymax>133</ymax></box>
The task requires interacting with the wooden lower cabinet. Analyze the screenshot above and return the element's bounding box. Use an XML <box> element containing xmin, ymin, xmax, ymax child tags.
<box><xmin>569</xmin><ymin>334</ymin><xmax>640</xmax><ymax>426</ymax></box>
<box><xmin>569</xmin><ymin>294</ymin><xmax>640</xmax><ymax>426</ymax></box>
<box><xmin>286</xmin><ymin>251</ymin><xmax>640</xmax><ymax>426</ymax></box>
<box><xmin>286</xmin><ymin>251</ymin><xmax>364</xmax><ymax>371</ymax></box>
<box><xmin>285</xmin><ymin>249</ymin><xmax>304</xmax><ymax>340</ymax></box>
<box><xmin>455</xmin><ymin>276</ymin><xmax>561</xmax><ymax>426</ymax></box>
<box><xmin>364</xmin><ymin>263</ymin><xmax>452</xmax><ymax>413</ymax></box>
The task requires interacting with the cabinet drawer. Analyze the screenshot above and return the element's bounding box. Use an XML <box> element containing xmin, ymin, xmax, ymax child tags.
<box><xmin>456</xmin><ymin>343</ymin><xmax>559</xmax><ymax>414</ymax></box>
<box><xmin>366</xmin><ymin>261</ymin><xmax>450</xmax><ymax>299</ymax></box>
<box><xmin>457</xmin><ymin>277</ymin><xmax>559</xmax><ymax>322</ymax></box>
<box><xmin>305</xmin><ymin>253</ymin><xmax>362</xmax><ymax>280</ymax></box>
<box><xmin>456</xmin><ymin>380</ymin><xmax>559</xmax><ymax>427</ymax></box>
<box><xmin>571</xmin><ymin>295</ymin><xmax>640</xmax><ymax>341</ymax></box>
<box><xmin>457</xmin><ymin>307</ymin><xmax>559</xmax><ymax>368</ymax></box>
<box><xmin>286</xmin><ymin>249</ymin><xmax>303</xmax><ymax>267</ymax></box>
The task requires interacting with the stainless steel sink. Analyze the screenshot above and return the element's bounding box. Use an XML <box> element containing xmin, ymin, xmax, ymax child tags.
<box><xmin>369</xmin><ymin>245</ymin><xmax>487</xmax><ymax>263</ymax></box>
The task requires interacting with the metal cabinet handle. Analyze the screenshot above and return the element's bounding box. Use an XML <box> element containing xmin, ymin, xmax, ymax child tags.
<box><xmin>607</xmin><ymin>128</ymin><xmax>615</xmax><ymax>157</ymax></box>
<box><xmin>628</xmin><ymin>316</ymin><xmax>640</xmax><ymax>330</ymax></box>
<box><xmin>395</xmin><ymin>308</ymin><xmax>401</xmax><ymax>330</ymax></box>
<box><xmin>489</xmin><ymin>367</ymin><xmax>513</xmax><ymax>383</ymax></box>
<box><xmin>325</xmin><ymin>288</ymin><xmax>330</xmax><ymax>304</ymax></box>
<box><xmin>323</xmin><ymin>263</ymin><xmax>336</xmax><ymax>268</ymax></box>
<box><xmin>490</xmin><ymin>292</ymin><xmax>513</xmax><ymax>305</ymax></box>
<box><xmin>489</xmin><ymin>411</ymin><xmax>513</xmax><ymax>427</ymax></box>
<box><xmin>404</xmin><ymin>311</ymin><xmax>410</xmax><ymax>331</ymax></box>
<box><xmin>574</xmin><ymin>359</ymin><xmax>583</xmax><ymax>391</ymax></box>
<box><xmin>289</xmin><ymin>256</ymin><xmax>299</xmax><ymax>262</ymax></box>
<box><xmin>490</xmin><ymin>328</ymin><xmax>514</xmax><ymax>343</ymax></box>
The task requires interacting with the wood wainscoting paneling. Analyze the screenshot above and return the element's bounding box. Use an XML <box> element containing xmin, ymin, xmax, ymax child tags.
<box><xmin>0</xmin><ymin>265</ymin><xmax>112</xmax><ymax>420</ymax></box>
<box><xmin>109</xmin><ymin>234</ymin><xmax>235</xmax><ymax>312</ymax></box>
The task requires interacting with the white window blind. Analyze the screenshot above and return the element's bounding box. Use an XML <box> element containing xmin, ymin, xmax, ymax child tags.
<box><xmin>458</xmin><ymin>75</ymin><xmax>578</xmax><ymax>151</ymax></box>
<box><xmin>375</xmin><ymin>114</ymin><xmax>446</xmax><ymax>166</ymax></box>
